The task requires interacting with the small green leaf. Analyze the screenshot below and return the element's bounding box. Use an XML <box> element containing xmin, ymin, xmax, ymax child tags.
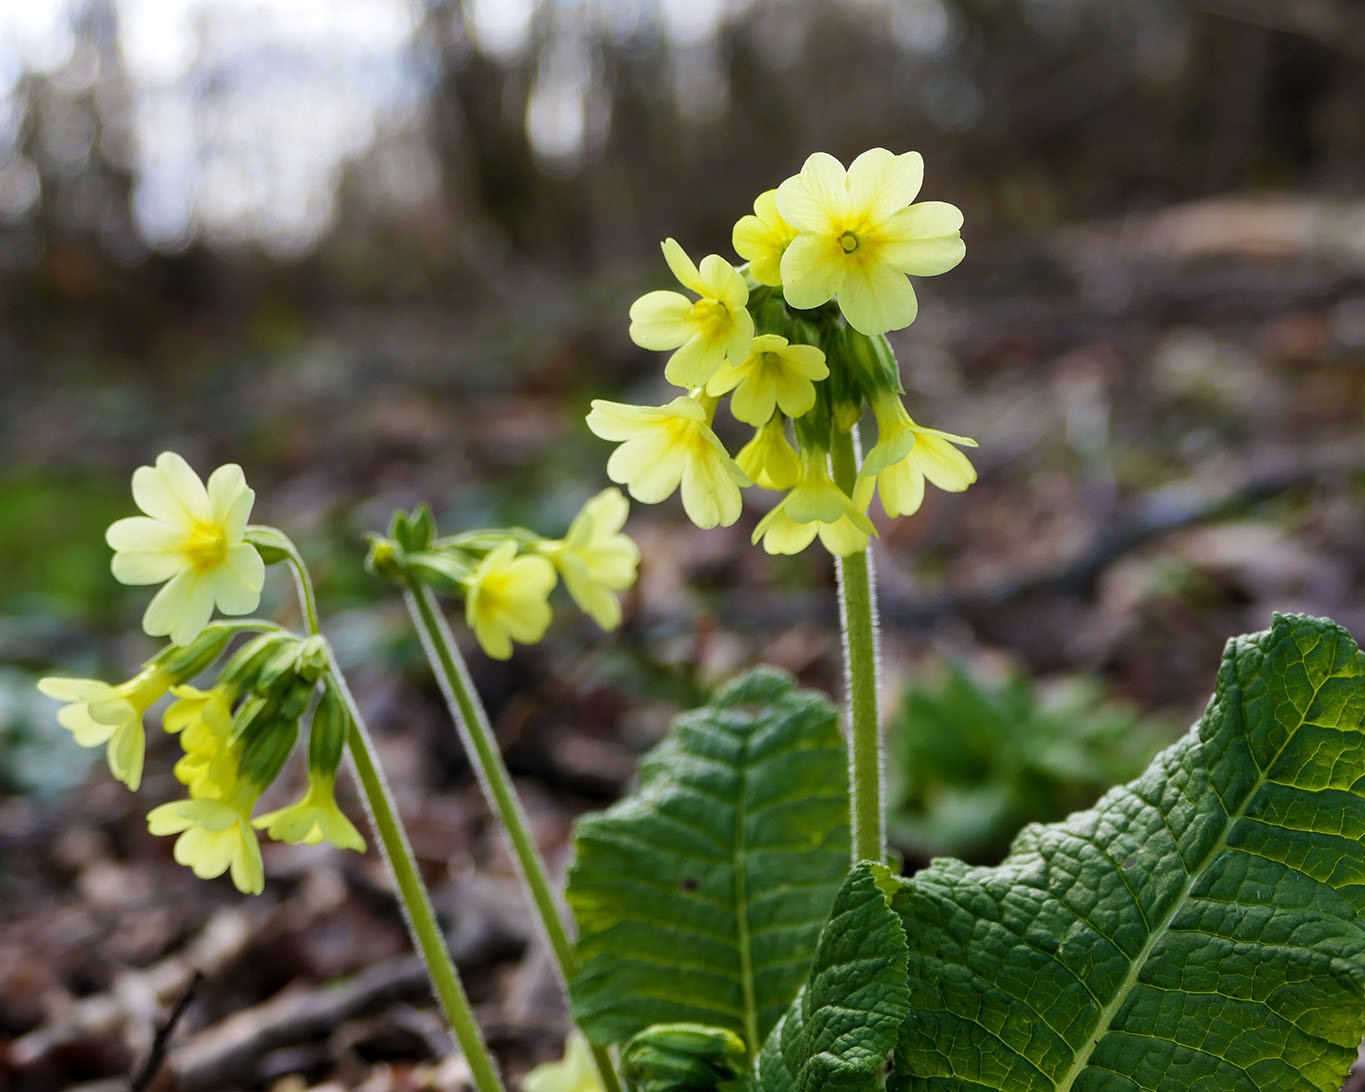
<box><xmin>754</xmin><ymin>861</ymin><xmax>910</xmax><ymax>1092</ymax></box>
<box><xmin>568</xmin><ymin>669</ymin><xmax>851</xmax><ymax>1055</ymax></box>
<box><xmin>890</xmin><ymin>613</ymin><xmax>1365</xmax><ymax>1091</ymax></box>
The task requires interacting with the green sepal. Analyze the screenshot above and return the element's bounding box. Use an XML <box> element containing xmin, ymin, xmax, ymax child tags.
<box><xmin>308</xmin><ymin>677</ymin><xmax>351</xmax><ymax>779</ymax></box>
<box><xmin>158</xmin><ymin>625</ymin><xmax>233</xmax><ymax>682</ymax></box>
<box><xmin>245</xmin><ymin>524</ymin><xmax>295</xmax><ymax>566</ymax></box>
<box><xmin>622</xmin><ymin>1024</ymin><xmax>749</xmax><ymax>1092</ymax></box>
<box><xmin>217</xmin><ymin>632</ymin><xmax>295</xmax><ymax>697</ymax></box>
<box><xmin>839</xmin><ymin>327</ymin><xmax>903</xmax><ymax>399</ymax></box>
<box><xmin>404</xmin><ymin>549</ymin><xmax>476</xmax><ymax>593</ymax></box>
<box><xmin>231</xmin><ymin>693</ymin><xmax>302</xmax><ymax>790</ymax></box>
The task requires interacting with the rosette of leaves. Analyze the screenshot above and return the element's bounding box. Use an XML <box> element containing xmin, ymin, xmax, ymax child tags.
<box><xmin>570</xmin><ymin>614</ymin><xmax>1365</xmax><ymax>1092</ymax></box>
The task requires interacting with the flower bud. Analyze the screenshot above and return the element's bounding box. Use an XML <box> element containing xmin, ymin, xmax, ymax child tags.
<box><xmin>621</xmin><ymin>1023</ymin><xmax>747</xmax><ymax>1092</ymax></box>
<box><xmin>159</xmin><ymin>625</ymin><xmax>233</xmax><ymax>684</ymax></box>
<box><xmin>308</xmin><ymin>679</ymin><xmax>350</xmax><ymax>779</ymax></box>
<box><xmin>234</xmin><ymin>695</ymin><xmax>300</xmax><ymax>790</ymax></box>
<box><xmin>840</xmin><ymin>325</ymin><xmax>903</xmax><ymax>399</ymax></box>
<box><xmin>218</xmin><ymin>633</ymin><xmax>295</xmax><ymax>696</ymax></box>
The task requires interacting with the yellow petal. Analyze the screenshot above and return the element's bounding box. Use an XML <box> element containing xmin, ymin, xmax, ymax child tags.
<box><xmin>837</xmin><ymin>258</ymin><xmax>919</xmax><ymax>335</ymax></box>
<box><xmin>846</xmin><ymin>148</ymin><xmax>923</xmax><ymax>223</ymax></box>
<box><xmin>629</xmin><ymin>290</ymin><xmax>694</xmax><ymax>350</ymax></box>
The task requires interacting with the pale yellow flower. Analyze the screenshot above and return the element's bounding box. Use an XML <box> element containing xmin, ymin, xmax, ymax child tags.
<box><xmin>705</xmin><ymin>333</ymin><xmax>829</xmax><ymax>426</ymax></box>
<box><xmin>586</xmin><ymin>396</ymin><xmax>749</xmax><ymax>529</ymax></box>
<box><xmin>106</xmin><ymin>452</ymin><xmax>265</xmax><ymax>647</ymax></box>
<box><xmin>628</xmin><ymin>239</ymin><xmax>754</xmax><ymax>388</ymax></box>
<box><xmin>776</xmin><ymin>148</ymin><xmax>964</xmax><ymax>335</ymax></box>
<box><xmin>524</xmin><ymin>1033</ymin><xmax>604</xmax><ymax>1092</ymax></box>
<box><xmin>255</xmin><ymin>774</ymin><xmax>366</xmax><ymax>853</ymax></box>
<box><xmin>36</xmin><ymin>665</ymin><xmax>171</xmax><ymax>790</ymax></box>
<box><xmin>166</xmin><ymin>685</ymin><xmax>241</xmax><ymax>799</ymax></box>
<box><xmin>465</xmin><ymin>541</ymin><xmax>557</xmax><ymax>660</ymax></box>
<box><xmin>751</xmin><ymin>450</ymin><xmax>876</xmax><ymax>557</ymax></box>
<box><xmin>735</xmin><ymin>415</ymin><xmax>801</xmax><ymax>491</ymax></box>
<box><xmin>863</xmin><ymin>394</ymin><xmax>977</xmax><ymax>517</ymax></box>
<box><xmin>543</xmin><ymin>488</ymin><xmax>640</xmax><ymax>630</ymax></box>
<box><xmin>147</xmin><ymin>788</ymin><xmax>264</xmax><ymax>895</ymax></box>
<box><xmin>732</xmin><ymin>189</ymin><xmax>797</xmax><ymax>287</ymax></box>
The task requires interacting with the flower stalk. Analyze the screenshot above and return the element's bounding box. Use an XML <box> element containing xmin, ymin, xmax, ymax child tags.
<box><xmin>830</xmin><ymin>426</ymin><xmax>885</xmax><ymax>864</ymax></box>
<box><xmin>328</xmin><ymin>658</ymin><xmax>507</xmax><ymax>1092</ymax></box>
<box><xmin>403</xmin><ymin>580</ymin><xmax>623</xmax><ymax>1092</ymax></box>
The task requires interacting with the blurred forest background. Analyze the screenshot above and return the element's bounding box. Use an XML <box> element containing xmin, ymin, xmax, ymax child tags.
<box><xmin>2</xmin><ymin>0</ymin><xmax>1364</xmax><ymax>1088</ymax></box>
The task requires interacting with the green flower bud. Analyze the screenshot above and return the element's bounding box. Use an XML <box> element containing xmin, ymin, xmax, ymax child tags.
<box><xmin>233</xmin><ymin>695</ymin><xmax>300</xmax><ymax>790</ymax></box>
<box><xmin>840</xmin><ymin>325</ymin><xmax>903</xmax><ymax>398</ymax></box>
<box><xmin>159</xmin><ymin>625</ymin><xmax>233</xmax><ymax>684</ymax></box>
<box><xmin>621</xmin><ymin>1023</ymin><xmax>747</xmax><ymax>1092</ymax></box>
<box><xmin>307</xmin><ymin>678</ymin><xmax>351</xmax><ymax>780</ymax></box>
<box><xmin>218</xmin><ymin>633</ymin><xmax>295</xmax><ymax>697</ymax></box>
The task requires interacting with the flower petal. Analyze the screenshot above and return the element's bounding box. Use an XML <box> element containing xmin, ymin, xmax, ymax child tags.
<box><xmin>629</xmin><ymin>290</ymin><xmax>694</xmax><ymax>350</ymax></box>
<box><xmin>847</xmin><ymin>148</ymin><xmax>923</xmax><ymax>223</ymax></box>
<box><xmin>154</xmin><ymin>452</ymin><xmax>211</xmax><ymax>521</ymax></box>
<box><xmin>212</xmin><ymin>544</ymin><xmax>266</xmax><ymax>615</ymax></box>
<box><xmin>775</xmin><ymin>152</ymin><xmax>847</xmax><ymax>234</ymax></box>
<box><xmin>661</xmin><ymin>238</ymin><xmax>706</xmax><ymax>296</ymax></box>
<box><xmin>207</xmin><ymin>463</ymin><xmax>254</xmax><ymax>539</ymax></box>
<box><xmin>779</xmin><ymin>232</ymin><xmax>845</xmax><ymax>311</ymax></box>
<box><xmin>837</xmin><ymin>259</ymin><xmax>919</xmax><ymax>335</ymax></box>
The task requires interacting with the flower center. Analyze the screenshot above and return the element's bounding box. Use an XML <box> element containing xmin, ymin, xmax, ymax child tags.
<box><xmin>182</xmin><ymin>521</ymin><xmax>228</xmax><ymax>570</ymax></box>
<box><xmin>838</xmin><ymin>231</ymin><xmax>860</xmax><ymax>253</ymax></box>
<box><xmin>691</xmin><ymin>298</ymin><xmax>728</xmax><ymax>332</ymax></box>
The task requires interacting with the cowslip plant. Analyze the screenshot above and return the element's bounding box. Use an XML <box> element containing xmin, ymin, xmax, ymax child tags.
<box><xmin>35</xmin><ymin>147</ymin><xmax>1365</xmax><ymax>1092</ymax></box>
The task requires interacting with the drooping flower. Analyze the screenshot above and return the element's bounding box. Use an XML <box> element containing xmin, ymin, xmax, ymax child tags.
<box><xmin>628</xmin><ymin>239</ymin><xmax>754</xmax><ymax>388</ymax></box>
<box><xmin>147</xmin><ymin>788</ymin><xmax>265</xmax><ymax>895</ymax></box>
<box><xmin>36</xmin><ymin>665</ymin><xmax>171</xmax><ymax>790</ymax></box>
<box><xmin>586</xmin><ymin>395</ymin><xmax>749</xmax><ymax>529</ymax></box>
<box><xmin>255</xmin><ymin>774</ymin><xmax>366</xmax><ymax>852</ymax></box>
<box><xmin>735</xmin><ymin>415</ymin><xmax>801</xmax><ymax>491</ymax></box>
<box><xmin>705</xmin><ymin>333</ymin><xmax>829</xmax><ymax>426</ymax></box>
<box><xmin>524</xmin><ymin>1033</ymin><xmax>604</xmax><ymax>1092</ymax></box>
<box><xmin>106</xmin><ymin>452</ymin><xmax>265</xmax><ymax>647</ymax></box>
<box><xmin>166</xmin><ymin>684</ymin><xmax>241</xmax><ymax>799</ymax></box>
<box><xmin>464</xmin><ymin>541</ymin><xmax>557</xmax><ymax>660</ymax></box>
<box><xmin>776</xmin><ymin>148</ymin><xmax>965</xmax><ymax>335</ymax></box>
<box><xmin>732</xmin><ymin>189</ymin><xmax>797</xmax><ymax>287</ymax></box>
<box><xmin>751</xmin><ymin>449</ymin><xmax>876</xmax><ymax>557</ymax></box>
<box><xmin>542</xmin><ymin>488</ymin><xmax>640</xmax><ymax>630</ymax></box>
<box><xmin>862</xmin><ymin>393</ymin><xmax>978</xmax><ymax>517</ymax></box>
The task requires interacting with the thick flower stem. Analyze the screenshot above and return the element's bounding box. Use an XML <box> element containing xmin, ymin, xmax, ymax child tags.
<box><xmin>830</xmin><ymin>427</ymin><xmax>885</xmax><ymax>864</ymax></box>
<box><xmin>404</xmin><ymin>582</ymin><xmax>623</xmax><ymax>1092</ymax></box>
<box><xmin>328</xmin><ymin>657</ymin><xmax>507</xmax><ymax>1092</ymax></box>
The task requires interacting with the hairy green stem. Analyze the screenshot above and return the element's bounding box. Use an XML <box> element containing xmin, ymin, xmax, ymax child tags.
<box><xmin>830</xmin><ymin>427</ymin><xmax>885</xmax><ymax>864</ymax></box>
<box><xmin>283</xmin><ymin>544</ymin><xmax>321</xmax><ymax>637</ymax></box>
<box><xmin>329</xmin><ymin>655</ymin><xmax>507</xmax><ymax>1092</ymax></box>
<box><xmin>404</xmin><ymin>582</ymin><xmax>623</xmax><ymax>1092</ymax></box>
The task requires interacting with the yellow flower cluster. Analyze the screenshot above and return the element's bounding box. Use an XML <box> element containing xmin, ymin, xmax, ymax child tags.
<box><xmin>371</xmin><ymin>489</ymin><xmax>641</xmax><ymax>662</ymax></box>
<box><xmin>39</xmin><ymin>455</ymin><xmax>368</xmax><ymax>896</ymax></box>
<box><xmin>589</xmin><ymin>148</ymin><xmax>979</xmax><ymax>557</ymax></box>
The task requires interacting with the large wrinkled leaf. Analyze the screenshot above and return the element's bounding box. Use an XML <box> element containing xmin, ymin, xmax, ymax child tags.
<box><xmin>568</xmin><ymin>669</ymin><xmax>851</xmax><ymax>1054</ymax></box>
<box><xmin>755</xmin><ymin>862</ymin><xmax>910</xmax><ymax>1092</ymax></box>
<box><xmin>890</xmin><ymin>613</ymin><xmax>1365</xmax><ymax>1091</ymax></box>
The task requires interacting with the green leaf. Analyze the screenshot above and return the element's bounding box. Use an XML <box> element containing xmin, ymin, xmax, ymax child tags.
<box><xmin>754</xmin><ymin>862</ymin><xmax>911</xmax><ymax>1092</ymax></box>
<box><xmin>890</xmin><ymin>613</ymin><xmax>1365</xmax><ymax>1091</ymax></box>
<box><xmin>568</xmin><ymin>668</ymin><xmax>851</xmax><ymax>1055</ymax></box>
